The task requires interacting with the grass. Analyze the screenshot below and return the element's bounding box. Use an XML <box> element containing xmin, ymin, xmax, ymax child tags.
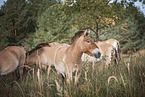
<box><xmin>0</xmin><ymin>51</ymin><xmax>145</xmax><ymax>97</ymax></box>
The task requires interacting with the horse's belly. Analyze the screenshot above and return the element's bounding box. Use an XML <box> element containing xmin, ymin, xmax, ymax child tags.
<box><xmin>54</xmin><ymin>62</ymin><xmax>66</xmax><ymax>74</ymax></box>
<box><xmin>0</xmin><ymin>60</ymin><xmax>19</xmax><ymax>75</ymax></box>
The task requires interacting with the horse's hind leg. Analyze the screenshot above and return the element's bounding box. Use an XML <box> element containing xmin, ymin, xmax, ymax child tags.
<box><xmin>58</xmin><ymin>73</ymin><xmax>65</xmax><ymax>84</ymax></box>
<box><xmin>12</xmin><ymin>69</ymin><xmax>19</xmax><ymax>81</ymax></box>
<box><xmin>19</xmin><ymin>55</ymin><xmax>26</xmax><ymax>81</ymax></box>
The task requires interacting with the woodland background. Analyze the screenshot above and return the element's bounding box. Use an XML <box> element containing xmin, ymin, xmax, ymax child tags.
<box><xmin>0</xmin><ymin>0</ymin><xmax>145</xmax><ymax>97</ymax></box>
<box><xmin>0</xmin><ymin>0</ymin><xmax>145</xmax><ymax>54</ymax></box>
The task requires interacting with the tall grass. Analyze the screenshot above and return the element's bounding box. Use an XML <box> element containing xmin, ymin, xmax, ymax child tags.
<box><xmin>0</xmin><ymin>52</ymin><xmax>144</xmax><ymax>97</ymax></box>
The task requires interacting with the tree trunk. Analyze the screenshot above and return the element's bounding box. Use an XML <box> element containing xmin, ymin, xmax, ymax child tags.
<box><xmin>95</xmin><ymin>21</ymin><xmax>99</xmax><ymax>41</ymax></box>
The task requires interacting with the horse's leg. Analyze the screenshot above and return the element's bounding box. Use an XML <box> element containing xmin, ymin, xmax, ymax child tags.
<box><xmin>19</xmin><ymin>54</ymin><xmax>25</xmax><ymax>81</ymax></box>
<box><xmin>66</xmin><ymin>71</ymin><xmax>72</xmax><ymax>85</ymax></box>
<box><xmin>74</xmin><ymin>69</ymin><xmax>81</xmax><ymax>86</ymax></box>
<box><xmin>75</xmin><ymin>64</ymin><xmax>82</xmax><ymax>85</ymax></box>
<box><xmin>12</xmin><ymin>69</ymin><xmax>19</xmax><ymax>81</ymax></box>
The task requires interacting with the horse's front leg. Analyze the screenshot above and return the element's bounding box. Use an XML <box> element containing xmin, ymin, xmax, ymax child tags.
<box><xmin>65</xmin><ymin>64</ymin><xmax>73</xmax><ymax>85</ymax></box>
<box><xmin>74</xmin><ymin>64</ymin><xmax>82</xmax><ymax>85</ymax></box>
<box><xmin>66</xmin><ymin>70</ymin><xmax>72</xmax><ymax>85</ymax></box>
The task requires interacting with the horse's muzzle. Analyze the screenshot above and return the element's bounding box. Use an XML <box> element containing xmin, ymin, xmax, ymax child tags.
<box><xmin>93</xmin><ymin>49</ymin><xmax>102</xmax><ymax>58</ymax></box>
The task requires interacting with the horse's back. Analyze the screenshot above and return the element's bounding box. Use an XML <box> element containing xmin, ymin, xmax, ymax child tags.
<box><xmin>105</xmin><ymin>39</ymin><xmax>121</xmax><ymax>61</ymax></box>
<box><xmin>26</xmin><ymin>47</ymin><xmax>45</xmax><ymax>65</ymax></box>
<box><xmin>26</xmin><ymin>45</ymin><xmax>64</xmax><ymax>67</ymax></box>
<box><xmin>97</xmin><ymin>42</ymin><xmax>113</xmax><ymax>55</ymax></box>
<box><xmin>105</xmin><ymin>39</ymin><xmax>119</xmax><ymax>49</ymax></box>
<box><xmin>0</xmin><ymin>46</ymin><xmax>26</xmax><ymax>75</ymax></box>
<box><xmin>96</xmin><ymin>42</ymin><xmax>114</xmax><ymax>64</ymax></box>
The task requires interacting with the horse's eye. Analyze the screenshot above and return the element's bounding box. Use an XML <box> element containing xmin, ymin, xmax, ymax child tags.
<box><xmin>86</xmin><ymin>40</ymin><xmax>90</xmax><ymax>43</ymax></box>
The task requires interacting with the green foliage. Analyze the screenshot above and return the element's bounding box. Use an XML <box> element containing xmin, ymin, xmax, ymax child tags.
<box><xmin>0</xmin><ymin>0</ymin><xmax>28</xmax><ymax>46</ymax></box>
<box><xmin>0</xmin><ymin>0</ymin><xmax>58</xmax><ymax>49</ymax></box>
<box><xmin>63</xmin><ymin>0</ymin><xmax>117</xmax><ymax>38</ymax></box>
<box><xmin>24</xmin><ymin>4</ymin><xmax>78</xmax><ymax>49</ymax></box>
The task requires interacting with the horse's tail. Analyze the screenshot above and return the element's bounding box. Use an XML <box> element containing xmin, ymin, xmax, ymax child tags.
<box><xmin>114</xmin><ymin>41</ymin><xmax>121</xmax><ymax>64</ymax></box>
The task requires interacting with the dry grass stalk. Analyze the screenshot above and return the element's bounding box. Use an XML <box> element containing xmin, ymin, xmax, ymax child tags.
<box><xmin>120</xmin><ymin>73</ymin><xmax>126</xmax><ymax>88</ymax></box>
<box><xmin>92</xmin><ymin>60</ymin><xmax>95</xmax><ymax>72</ymax></box>
<box><xmin>10</xmin><ymin>81</ymin><xmax>25</xmax><ymax>97</ymax></box>
<box><xmin>120</xmin><ymin>73</ymin><xmax>127</xmax><ymax>96</ymax></box>
<box><xmin>75</xmin><ymin>69</ymin><xmax>81</xmax><ymax>85</ymax></box>
<box><xmin>37</xmin><ymin>69</ymin><xmax>40</xmax><ymax>82</ymax></box>
<box><xmin>33</xmin><ymin>68</ymin><xmax>34</xmax><ymax>80</ymax></box>
<box><xmin>91</xmin><ymin>61</ymin><xmax>95</xmax><ymax>79</ymax></box>
<box><xmin>55</xmin><ymin>80</ymin><xmax>63</xmax><ymax>96</ymax></box>
<box><xmin>107</xmin><ymin>76</ymin><xmax>118</xmax><ymax>86</ymax></box>
<box><xmin>85</xmin><ymin>71</ymin><xmax>88</xmax><ymax>81</ymax></box>
<box><xmin>37</xmin><ymin>92</ymin><xmax>44</xmax><ymax>97</ymax></box>
<box><xmin>64</xmin><ymin>90</ymin><xmax>69</xmax><ymax>97</ymax></box>
<box><xmin>107</xmin><ymin>76</ymin><xmax>118</xmax><ymax>97</ymax></box>
<box><xmin>47</xmin><ymin>65</ymin><xmax>51</xmax><ymax>77</ymax></box>
<box><xmin>25</xmin><ymin>68</ymin><xmax>34</xmax><ymax>85</ymax></box>
<box><xmin>95</xmin><ymin>78</ymin><xmax>101</xmax><ymax>96</ymax></box>
<box><xmin>37</xmin><ymin>68</ymin><xmax>42</xmax><ymax>97</ymax></box>
<box><xmin>127</xmin><ymin>63</ymin><xmax>130</xmax><ymax>75</ymax></box>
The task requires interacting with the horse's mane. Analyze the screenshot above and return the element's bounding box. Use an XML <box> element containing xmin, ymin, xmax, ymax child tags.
<box><xmin>70</xmin><ymin>30</ymin><xmax>85</xmax><ymax>44</ymax></box>
<box><xmin>26</xmin><ymin>43</ymin><xmax>50</xmax><ymax>56</ymax></box>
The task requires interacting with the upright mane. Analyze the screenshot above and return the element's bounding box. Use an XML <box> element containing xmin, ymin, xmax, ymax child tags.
<box><xmin>26</xmin><ymin>43</ymin><xmax>50</xmax><ymax>56</ymax></box>
<box><xmin>70</xmin><ymin>30</ymin><xmax>85</xmax><ymax>44</ymax></box>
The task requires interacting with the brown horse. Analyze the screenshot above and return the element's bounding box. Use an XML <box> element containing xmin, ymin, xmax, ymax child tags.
<box><xmin>0</xmin><ymin>46</ymin><xmax>26</xmax><ymax>79</ymax></box>
<box><xmin>26</xmin><ymin>30</ymin><xmax>102</xmax><ymax>84</ymax></box>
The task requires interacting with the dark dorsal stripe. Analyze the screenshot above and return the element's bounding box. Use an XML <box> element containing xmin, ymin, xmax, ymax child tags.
<box><xmin>26</xmin><ymin>43</ymin><xmax>50</xmax><ymax>56</ymax></box>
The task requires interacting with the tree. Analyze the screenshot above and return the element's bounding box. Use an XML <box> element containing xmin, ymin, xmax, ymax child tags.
<box><xmin>0</xmin><ymin>0</ymin><xmax>28</xmax><ymax>46</ymax></box>
<box><xmin>61</xmin><ymin>0</ymin><xmax>124</xmax><ymax>41</ymax></box>
<box><xmin>24</xmin><ymin>4</ymin><xmax>77</xmax><ymax>50</ymax></box>
<box><xmin>0</xmin><ymin>0</ymin><xmax>58</xmax><ymax>49</ymax></box>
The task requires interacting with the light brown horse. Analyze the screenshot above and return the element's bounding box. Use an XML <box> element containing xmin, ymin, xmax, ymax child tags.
<box><xmin>26</xmin><ymin>42</ymin><xmax>51</xmax><ymax>70</ymax></box>
<box><xmin>82</xmin><ymin>38</ymin><xmax>120</xmax><ymax>65</ymax></box>
<box><xmin>26</xmin><ymin>42</ymin><xmax>71</xmax><ymax>71</ymax></box>
<box><xmin>26</xmin><ymin>30</ymin><xmax>102</xmax><ymax>84</ymax></box>
<box><xmin>82</xmin><ymin>41</ymin><xmax>114</xmax><ymax>65</ymax></box>
<box><xmin>0</xmin><ymin>46</ymin><xmax>26</xmax><ymax>79</ymax></box>
<box><xmin>104</xmin><ymin>38</ymin><xmax>121</xmax><ymax>61</ymax></box>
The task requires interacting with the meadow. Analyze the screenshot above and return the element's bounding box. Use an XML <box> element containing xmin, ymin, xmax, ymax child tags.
<box><xmin>0</xmin><ymin>50</ymin><xmax>145</xmax><ymax>97</ymax></box>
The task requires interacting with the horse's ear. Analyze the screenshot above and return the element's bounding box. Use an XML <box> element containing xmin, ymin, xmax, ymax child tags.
<box><xmin>83</xmin><ymin>29</ymin><xmax>90</xmax><ymax>36</ymax></box>
<box><xmin>87</xmin><ymin>30</ymin><xmax>90</xmax><ymax>36</ymax></box>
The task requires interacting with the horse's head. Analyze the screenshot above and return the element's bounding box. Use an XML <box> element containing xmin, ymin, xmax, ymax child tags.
<box><xmin>71</xmin><ymin>29</ymin><xmax>102</xmax><ymax>58</ymax></box>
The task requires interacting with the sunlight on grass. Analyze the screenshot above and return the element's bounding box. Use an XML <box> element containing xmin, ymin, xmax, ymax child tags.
<box><xmin>0</xmin><ymin>51</ymin><xmax>145</xmax><ymax>97</ymax></box>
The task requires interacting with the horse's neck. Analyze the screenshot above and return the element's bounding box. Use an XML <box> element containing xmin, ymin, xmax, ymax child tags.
<box><xmin>66</xmin><ymin>43</ymin><xmax>83</xmax><ymax>64</ymax></box>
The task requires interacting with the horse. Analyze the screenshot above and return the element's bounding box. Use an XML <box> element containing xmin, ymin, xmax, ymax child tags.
<box><xmin>104</xmin><ymin>38</ymin><xmax>121</xmax><ymax>62</ymax></box>
<box><xmin>26</xmin><ymin>42</ymin><xmax>68</xmax><ymax>68</ymax></box>
<box><xmin>26</xmin><ymin>42</ymin><xmax>68</xmax><ymax>67</ymax></box>
<box><xmin>0</xmin><ymin>46</ymin><xmax>26</xmax><ymax>80</ymax></box>
<box><xmin>82</xmin><ymin>41</ymin><xmax>114</xmax><ymax>65</ymax></box>
<box><xmin>82</xmin><ymin>38</ymin><xmax>120</xmax><ymax>65</ymax></box>
<box><xmin>26</xmin><ymin>42</ymin><xmax>50</xmax><ymax>56</ymax></box>
<box><xmin>26</xmin><ymin>42</ymin><xmax>51</xmax><ymax>71</ymax></box>
<box><xmin>26</xmin><ymin>29</ymin><xmax>102</xmax><ymax>85</ymax></box>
